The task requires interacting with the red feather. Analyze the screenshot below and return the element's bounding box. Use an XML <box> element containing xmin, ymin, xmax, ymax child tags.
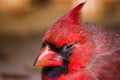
<box><xmin>34</xmin><ymin>2</ymin><xmax>120</xmax><ymax>80</ymax></box>
<box><xmin>43</xmin><ymin>2</ymin><xmax>86</xmax><ymax>47</ymax></box>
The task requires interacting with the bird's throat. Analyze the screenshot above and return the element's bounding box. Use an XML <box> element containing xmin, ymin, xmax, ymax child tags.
<box><xmin>42</xmin><ymin>61</ymin><xmax>69</xmax><ymax>78</ymax></box>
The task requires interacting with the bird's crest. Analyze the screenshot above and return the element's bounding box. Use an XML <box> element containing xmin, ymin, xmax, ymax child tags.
<box><xmin>65</xmin><ymin>2</ymin><xmax>85</xmax><ymax>24</ymax></box>
<box><xmin>43</xmin><ymin>2</ymin><xmax>86</xmax><ymax>47</ymax></box>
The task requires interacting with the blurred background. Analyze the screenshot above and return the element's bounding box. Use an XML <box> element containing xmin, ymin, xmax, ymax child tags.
<box><xmin>0</xmin><ymin>0</ymin><xmax>120</xmax><ymax>80</ymax></box>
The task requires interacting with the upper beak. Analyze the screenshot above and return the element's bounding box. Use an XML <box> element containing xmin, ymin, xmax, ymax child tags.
<box><xmin>33</xmin><ymin>45</ymin><xmax>63</xmax><ymax>66</ymax></box>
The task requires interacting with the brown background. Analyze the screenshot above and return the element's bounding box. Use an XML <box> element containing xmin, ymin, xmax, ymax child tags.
<box><xmin>0</xmin><ymin>0</ymin><xmax>120</xmax><ymax>80</ymax></box>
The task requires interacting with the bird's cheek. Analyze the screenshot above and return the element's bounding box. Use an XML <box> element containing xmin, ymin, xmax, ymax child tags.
<box><xmin>33</xmin><ymin>46</ymin><xmax>63</xmax><ymax>66</ymax></box>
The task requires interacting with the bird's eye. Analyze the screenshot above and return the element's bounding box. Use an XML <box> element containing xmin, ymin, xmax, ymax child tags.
<box><xmin>42</xmin><ymin>42</ymin><xmax>47</xmax><ymax>47</ymax></box>
<box><xmin>63</xmin><ymin>44</ymin><xmax>73</xmax><ymax>51</ymax></box>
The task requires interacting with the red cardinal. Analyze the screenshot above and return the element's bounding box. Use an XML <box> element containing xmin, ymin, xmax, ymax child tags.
<box><xmin>34</xmin><ymin>2</ymin><xmax>120</xmax><ymax>80</ymax></box>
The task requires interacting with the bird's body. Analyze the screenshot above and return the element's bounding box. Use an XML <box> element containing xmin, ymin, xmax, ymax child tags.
<box><xmin>34</xmin><ymin>2</ymin><xmax>120</xmax><ymax>80</ymax></box>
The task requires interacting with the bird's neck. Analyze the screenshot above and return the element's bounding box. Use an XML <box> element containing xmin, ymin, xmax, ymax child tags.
<box><xmin>68</xmin><ymin>42</ymin><xmax>95</xmax><ymax>73</ymax></box>
<box><xmin>43</xmin><ymin>70</ymin><xmax>94</xmax><ymax>80</ymax></box>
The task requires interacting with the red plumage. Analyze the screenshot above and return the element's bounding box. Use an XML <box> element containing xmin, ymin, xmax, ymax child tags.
<box><xmin>43</xmin><ymin>2</ymin><xmax>86</xmax><ymax>47</ymax></box>
<box><xmin>34</xmin><ymin>2</ymin><xmax>120</xmax><ymax>80</ymax></box>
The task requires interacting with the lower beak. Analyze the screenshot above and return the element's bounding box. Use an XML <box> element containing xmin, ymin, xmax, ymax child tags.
<box><xmin>33</xmin><ymin>45</ymin><xmax>63</xmax><ymax>66</ymax></box>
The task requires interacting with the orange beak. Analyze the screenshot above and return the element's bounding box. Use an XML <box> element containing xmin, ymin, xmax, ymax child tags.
<box><xmin>33</xmin><ymin>45</ymin><xmax>63</xmax><ymax>66</ymax></box>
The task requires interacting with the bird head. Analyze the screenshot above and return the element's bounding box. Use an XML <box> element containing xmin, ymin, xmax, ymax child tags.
<box><xmin>34</xmin><ymin>2</ymin><xmax>94</xmax><ymax>72</ymax></box>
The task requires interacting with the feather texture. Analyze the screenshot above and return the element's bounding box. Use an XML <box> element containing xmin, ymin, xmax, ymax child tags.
<box><xmin>34</xmin><ymin>2</ymin><xmax>120</xmax><ymax>80</ymax></box>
